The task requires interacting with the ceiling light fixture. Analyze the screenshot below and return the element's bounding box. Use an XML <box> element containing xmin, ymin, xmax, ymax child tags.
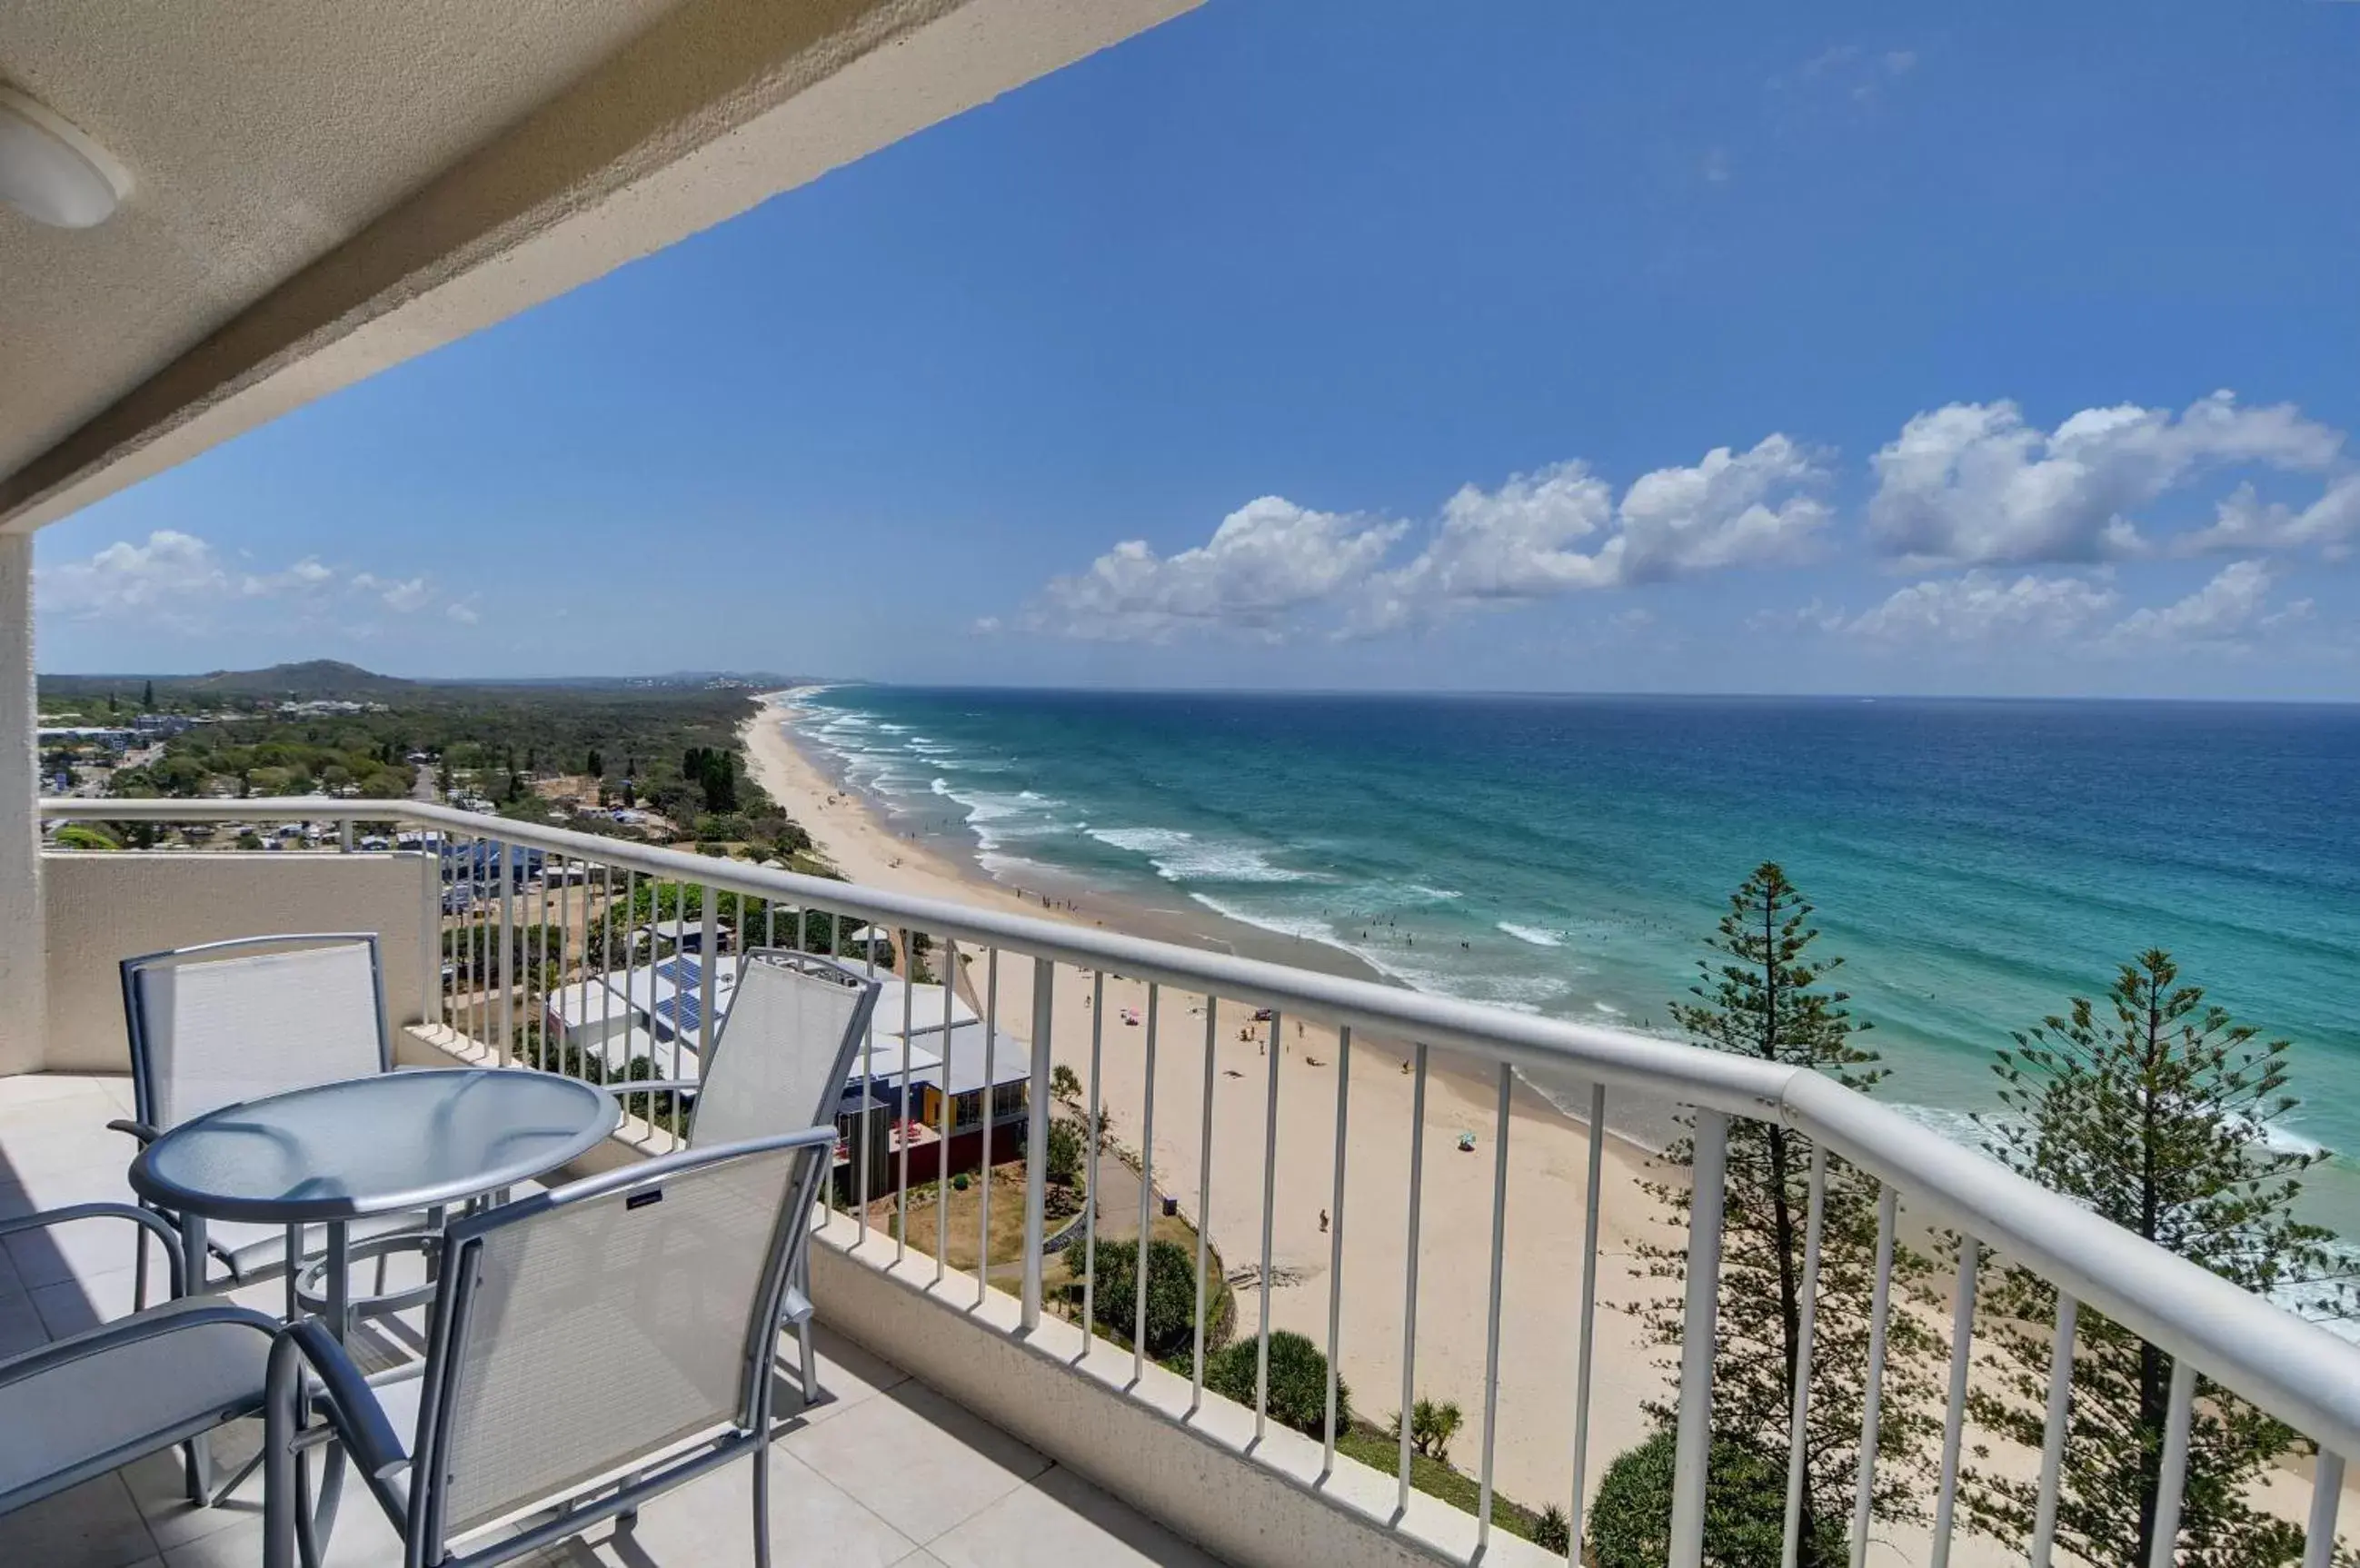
<box><xmin>0</xmin><ymin>85</ymin><xmax>130</xmax><ymax>228</ymax></box>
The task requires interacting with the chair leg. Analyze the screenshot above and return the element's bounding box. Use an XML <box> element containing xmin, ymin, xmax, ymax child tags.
<box><xmin>752</xmin><ymin>1436</ymin><xmax>772</xmax><ymax>1568</ymax></box>
<box><xmin>797</xmin><ymin>1315</ymin><xmax>817</xmax><ymax>1406</ymax></box>
<box><xmin>184</xmin><ymin>1431</ymin><xmax>210</xmax><ymax>1506</ymax></box>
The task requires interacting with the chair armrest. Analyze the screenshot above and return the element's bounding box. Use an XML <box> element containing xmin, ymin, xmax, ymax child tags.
<box><xmin>0</xmin><ymin>1202</ymin><xmax>184</xmax><ymax>1296</ymax></box>
<box><xmin>269</xmin><ymin>1319</ymin><xmax>410</xmax><ymax>1483</ymax></box>
<box><xmin>106</xmin><ymin>1117</ymin><xmax>160</xmax><ymax>1145</ymax></box>
<box><xmin>597</xmin><ymin>1079</ymin><xmax>699</xmax><ymax>1098</ymax></box>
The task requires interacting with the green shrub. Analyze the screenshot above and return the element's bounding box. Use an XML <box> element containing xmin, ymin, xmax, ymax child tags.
<box><xmin>1205</xmin><ymin>1330</ymin><xmax>1347</xmax><ymax>1437</ymax></box>
<box><xmin>1044</xmin><ymin>1118</ymin><xmax>1084</xmax><ymax>1188</ymax></box>
<box><xmin>1533</xmin><ymin>1503</ymin><xmax>1570</xmax><ymax>1555</ymax></box>
<box><xmin>1089</xmin><ymin>1236</ymin><xmax>1202</xmax><ymax>1359</ymax></box>
<box><xmin>1051</xmin><ymin>1063</ymin><xmax>1083</xmax><ymax>1104</ymax></box>
<box><xmin>1586</xmin><ymin>1426</ymin><xmax>1816</xmax><ymax>1568</ymax></box>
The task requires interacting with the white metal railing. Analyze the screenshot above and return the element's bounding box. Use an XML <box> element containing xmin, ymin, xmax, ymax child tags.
<box><xmin>42</xmin><ymin>796</ymin><xmax>2360</xmax><ymax>1566</ymax></box>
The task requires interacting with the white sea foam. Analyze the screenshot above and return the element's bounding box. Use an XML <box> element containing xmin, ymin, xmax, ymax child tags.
<box><xmin>1498</xmin><ymin>921</ymin><xmax>1566</xmax><ymax>948</ymax></box>
<box><xmin>1087</xmin><ymin>826</ymin><xmax>1314</xmax><ymax>885</ymax></box>
<box><xmin>1188</xmin><ymin>893</ymin><xmax>1339</xmax><ymax>945</ymax></box>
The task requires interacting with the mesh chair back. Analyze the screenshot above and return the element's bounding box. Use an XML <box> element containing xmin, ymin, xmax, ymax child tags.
<box><xmin>422</xmin><ymin>1138</ymin><xmax>816</xmax><ymax>1542</ymax></box>
<box><xmin>122</xmin><ymin>936</ymin><xmax>388</xmax><ymax>1132</ymax></box>
<box><xmin>690</xmin><ymin>953</ymin><xmax>880</xmax><ymax>1151</ymax></box>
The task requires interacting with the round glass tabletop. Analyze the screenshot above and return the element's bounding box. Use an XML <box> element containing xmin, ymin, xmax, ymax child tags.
<box><xmin>129</xmin><ymin>1067</ymin><xmax>620</xmax><ymax>1223</ymax></box>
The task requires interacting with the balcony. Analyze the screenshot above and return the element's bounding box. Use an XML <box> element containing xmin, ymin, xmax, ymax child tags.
<box><xmin>0</xmin><ymin>1075</ymin><xmax>1220</xmax><ymax>1568</ymax></box>
<box><xmin>9</xmin><ymin>799</ymin><xmax>2360</xmax><ymax>1568</ymax></box>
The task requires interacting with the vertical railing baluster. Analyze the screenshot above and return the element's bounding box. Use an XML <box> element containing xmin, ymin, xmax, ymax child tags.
<box><xmin>1848</xmin><ymin>1186</ymin><xmax>1899</xmax><ymax>1568</ymax></box>
<box><xmin>1476</xmin><ymin>1061</ymin><xmax>1513</xmax><ymax>1553</ymax></box>
<box><xmin>1668</xmin><ymin>1108</ymin><xmax>1730</xmax><ymax>1568</ymax></box>
<box><xmin>1567</xmin><ymin>1081</ymin><xmax>1607</xmax><ymax>1564</ymax></box>
<box><xmin>1784</xmin><ymin>1146</ymin><xmax>1830</xmax><ymax>1568</ymax></box>
<box><xmin>937</xmin><ymin>938</ymin><xmax>957</xmax><ymax>1286</ymax></box>
<box><xmin>854</xmin><ymin>912</ymin><xmax>872</xmax><ymax>1243</ymax></box>
<box><xmin>1194</xmin><ymin>997</ymin><xmax>1219</xmax><ymax>1414</ymax></box>
<box><xmin>418</xmin><ymin>838</ymin><xmax>438</xmax><ymax>1031</ymax></box>
<box><xmin>1134</xmin><ymin>984</ymin><xmax>1160</xmax><ymax>1384</ymax></box>
<box><xmin>1080</xmin><ymin>971</ymin><xmax>1105</xmax><ymax>1359</ymax></box>
<box><xmin>2147</xmin><ymin>1358</ymin><xmax>2195</xmax><ymax>1568</ymax></box>
<box><xmin>977</xmin><ymin>948</ymin><xmax>999</xmax><ymax>1307</ymax></box>
<box><xmin>2304</xmin><ymin>1451</ymin><xmax>2345</xmax><ymax>1568</ymax></box>
<box><xmin>494</xmin><ymin>840</ymin><xmax>513</xmax><ymax>1067</ymax></box>
<box><xmin>1320</xmin><ymin>1025</ymin><xmax>1351</xmax><ymax>1472</ymax></box>
<box><xmin>896</xmin><ymin>930</ymin><xmax>915</xmax><ymax>1266</ymax></box>
<box><xmin>622</xmin><ymin>868</ymin><xmax>640</xmax><ymax>1099</ymax></box>
<box><xmin>1021</xmin><ymin>955</ymin><xmax>1053</xmax><ymax>1332</ymax></box>
<box><xmin>600</xmin><ymin>863</ymin><xmax>616</xmax><ymax>1076</ymax></box>
<box><xmin>548</xmin><ymin>855</ymin><xmax>564</xmax><ymax>1071</ymax></box>
<box><xmin>1399</xmin><ymin>1041</ymin><xmax>1429</xmax><ymax>1513</ymax></box>
<box><xmin>692</xmin><ymin>882</ymin><xmax>715</xmax><ymax>1144</ymax></box>
<box><xmin>1255</xmin><ymin>1007</ymin><xmax>1281</xmax><ymax>1442</ymax></box>
<box><xmin>2029</xmin><ymin>1295</ymin><xmax>2078</xmax><ymax>1568</ymax></box>
<box><xmin>473</xmin><ymin>837</ymin><xmax>488</xmax><ymax>1051</ymax></box>
<box><xmin>1930</xmin><ymin>1236</ymin><xmax>1979</xmax><ymax>1568</ymax></box>
<box><xmin>339</xmin><ymin>819</ymin><xmax>353</xmax><ymax>853</ymax></box>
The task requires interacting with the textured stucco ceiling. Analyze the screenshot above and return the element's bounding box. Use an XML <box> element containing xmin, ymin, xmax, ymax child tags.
<box><xmin>0</xmin><ymin>0</ymin><xmax>1195</xmax><ymax>536</ymax></box>
<box><xmin>0</xmin><ymin>1</ymin><xmax>692</xmax><ymax>488</ymax></box>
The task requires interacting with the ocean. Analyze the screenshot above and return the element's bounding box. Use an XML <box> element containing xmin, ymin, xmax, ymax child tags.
<box><xmin>790</xmin><ymin>686</ymin><xmax>2360</xmax><ymax>1223</ymax></box>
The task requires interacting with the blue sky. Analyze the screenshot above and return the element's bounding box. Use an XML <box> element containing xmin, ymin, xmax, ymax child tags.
<box><xmin>34</xmin><ymin>1</ymin><xmax>2360</xmax><ymax>698</ymax></box>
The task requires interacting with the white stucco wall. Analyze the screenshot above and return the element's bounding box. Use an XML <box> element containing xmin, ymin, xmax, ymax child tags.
<box><xmin>41</xmin><ymin>850</ymin><xmax>433</xmax><ymax>1074</ymax></box>
<box><xmin>0</xmin><ymin>539</ymin><xmax>42</xmax><ymax>1079</ymax></box>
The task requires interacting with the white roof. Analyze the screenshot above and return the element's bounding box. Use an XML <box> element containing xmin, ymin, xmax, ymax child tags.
<box><xmin>911</xmin><ymin>1019</ymin><xmax>1032</xmax><ymax>1097</ymax></box>
<box><xmin>847</xmin><ymin>1035</ymin><xmax>943</xmax><ymax>1084</ymax></box>
<box><xmin>870</xmin><ymin>978</ymin><xmax>977</xmax><ymax>1036</ymax></box>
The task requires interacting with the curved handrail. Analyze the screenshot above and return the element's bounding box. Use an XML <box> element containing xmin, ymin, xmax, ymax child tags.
<box><xmin>45</xmin><ymin>793</ymin><xmax>2360</xmax><ymax>1457</ymax></box>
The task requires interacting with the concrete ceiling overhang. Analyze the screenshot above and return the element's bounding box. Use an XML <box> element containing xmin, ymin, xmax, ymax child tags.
<box><xmin>0</xmin><ymin>0</ymin><xmax>1194</xmax><ymax>535</ymax></box>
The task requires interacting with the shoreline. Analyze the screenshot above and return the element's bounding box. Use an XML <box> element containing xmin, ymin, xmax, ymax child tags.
<box><xmin>754</xmin><ymin>687</ymin><xmax>1691</xmax><ymax>1156</ymax></box>
<box><xmin>740</xmin><ymin>688</ymin><xmax>2343</xmax><ymax>1552</ymax></box>
<box><xmin>739</xmin><ymin>687</ymin><xmax>1689</xmax><ymax>1516</ymax></box>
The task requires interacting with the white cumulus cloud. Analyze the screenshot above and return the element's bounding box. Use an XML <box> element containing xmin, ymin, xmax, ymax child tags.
<box><xmin>1867</xmin><ymin>392</ymin><xmax>2344</xmax><ymax>568</ymax></box>
<box><xmin>1021</xmin><ymin>435</ymin><xmax>1828</xmax><ymax>643</ymax></box>
<box><xmin>2183</xmin><ymin>473</ymin><xmax>2360</xmax><ymax>559</ymax></box>
<box><xmin>1847</xmin><ymin>571</ymin><xmax>2120</xmax><ymax>643</ymax></box>
<box><xmin>2104</xmin><ymin>561</ymin><xmax>2303</xmax><ymax>646</ymax></box>
<box><xmin>38</xmin><ymin>530</ymin><xmax>453</xmax><ymax>633</ymax></box>
<box><xmin>1027</xmin><ymin>497</ymin><xmax>1406</xmax><ymax>642</ymax></box>
<box><xmin>36</xmin><ymin>531</ymin><xmax>232</xmax><ymax>619</ymax></box>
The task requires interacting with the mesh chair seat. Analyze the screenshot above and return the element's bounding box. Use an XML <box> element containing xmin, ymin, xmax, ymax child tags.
<box><xmin>0</xmin><ymin>1295</ymin><xmax>278</xmax><ymax>1513</ymax></box>
<box><xmin>265</xmin><ymin>1132</ymin><xmax>837</xmax><ymax>1568</ymax></box>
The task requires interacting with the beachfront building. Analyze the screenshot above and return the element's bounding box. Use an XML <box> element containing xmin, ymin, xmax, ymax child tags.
<box><xmin>8</xmin><ymin>7</ymin><xmax>2358</xmax><ymax>1568</ymax></box>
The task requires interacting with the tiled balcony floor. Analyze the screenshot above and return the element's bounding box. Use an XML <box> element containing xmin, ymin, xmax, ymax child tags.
<box><xmin>0</xmin><ymin>1074</ymin><xmax>1226</xmax><ymax>1568</ymax></box>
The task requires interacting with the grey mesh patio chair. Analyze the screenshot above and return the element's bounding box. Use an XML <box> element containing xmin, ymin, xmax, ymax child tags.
<box><xmin>262</xmin><ymin>1128</ymin><xmax>838</xmax><ymax>1568</ymax></box>
<box><xmin>0</xmin><ymin>1202</ymin><xmax>278</xmax><ymax>1517</ymax></box>
<box><xmin>117</xmin><ymin>933</ymin><xmax>432</xmax><ymax>1305</ymax></box>
<box><xmin>599</xmin><ymin>949</ymin><xmax>880</xmax><ymax>1402</ymax></box>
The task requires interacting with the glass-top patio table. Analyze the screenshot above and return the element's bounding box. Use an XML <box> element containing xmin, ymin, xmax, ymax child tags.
<box><xmin>128</xmin><ymin>1067</ymin><xmax>620</xmax><ymax>1338</ymax></box>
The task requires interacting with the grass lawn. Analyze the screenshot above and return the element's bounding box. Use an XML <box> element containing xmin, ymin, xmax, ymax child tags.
<box><xmin>862</xmin><ymin>1164</ymin><xmax>1034</xmax><ymax>1272</ymax></box>
<box><xmin>1332</xmin><ymin>1424</ymin><xmax>1556</xmax><ymax>1548</ymax></box>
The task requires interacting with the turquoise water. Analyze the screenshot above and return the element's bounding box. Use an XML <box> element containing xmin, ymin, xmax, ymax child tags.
<box><xmin>792</xmin><ymin>688</ymin><xmax>2360</xmax><ymax>1192</ymax></box>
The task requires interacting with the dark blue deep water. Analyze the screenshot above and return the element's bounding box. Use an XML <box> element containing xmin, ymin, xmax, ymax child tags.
<box><xmin>794</xmin><ymin>688</ymin><xmax>2360</xmax><ymax>1186</ymax></box>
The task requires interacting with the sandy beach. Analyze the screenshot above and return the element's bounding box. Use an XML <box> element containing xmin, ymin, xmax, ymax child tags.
<box><xmin>742</xmin><ymin>689</ymin><xmax>1684</xmax><ymax>1521</ymax></box>
<box><xmin>741</xmin><ymin>690</ymin><xmax>2331</xmax><ymax>1563</ymax></box>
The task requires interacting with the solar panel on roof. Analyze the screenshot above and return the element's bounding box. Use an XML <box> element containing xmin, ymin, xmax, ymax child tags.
<box><xmin>656</xmin><ymin>992</ymin><xmax>702</xmax><ymax>1035</ymax></box>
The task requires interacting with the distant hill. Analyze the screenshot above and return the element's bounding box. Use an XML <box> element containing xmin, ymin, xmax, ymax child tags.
<box><xmin>38</xmin><ymin>661</ymin><xmax>812</xmax><ymax>702</ymax></box>
<box><xmin>41</xmin><ymin>660</ymin><xmax>419</xmax><ymax>700</ymax></box>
